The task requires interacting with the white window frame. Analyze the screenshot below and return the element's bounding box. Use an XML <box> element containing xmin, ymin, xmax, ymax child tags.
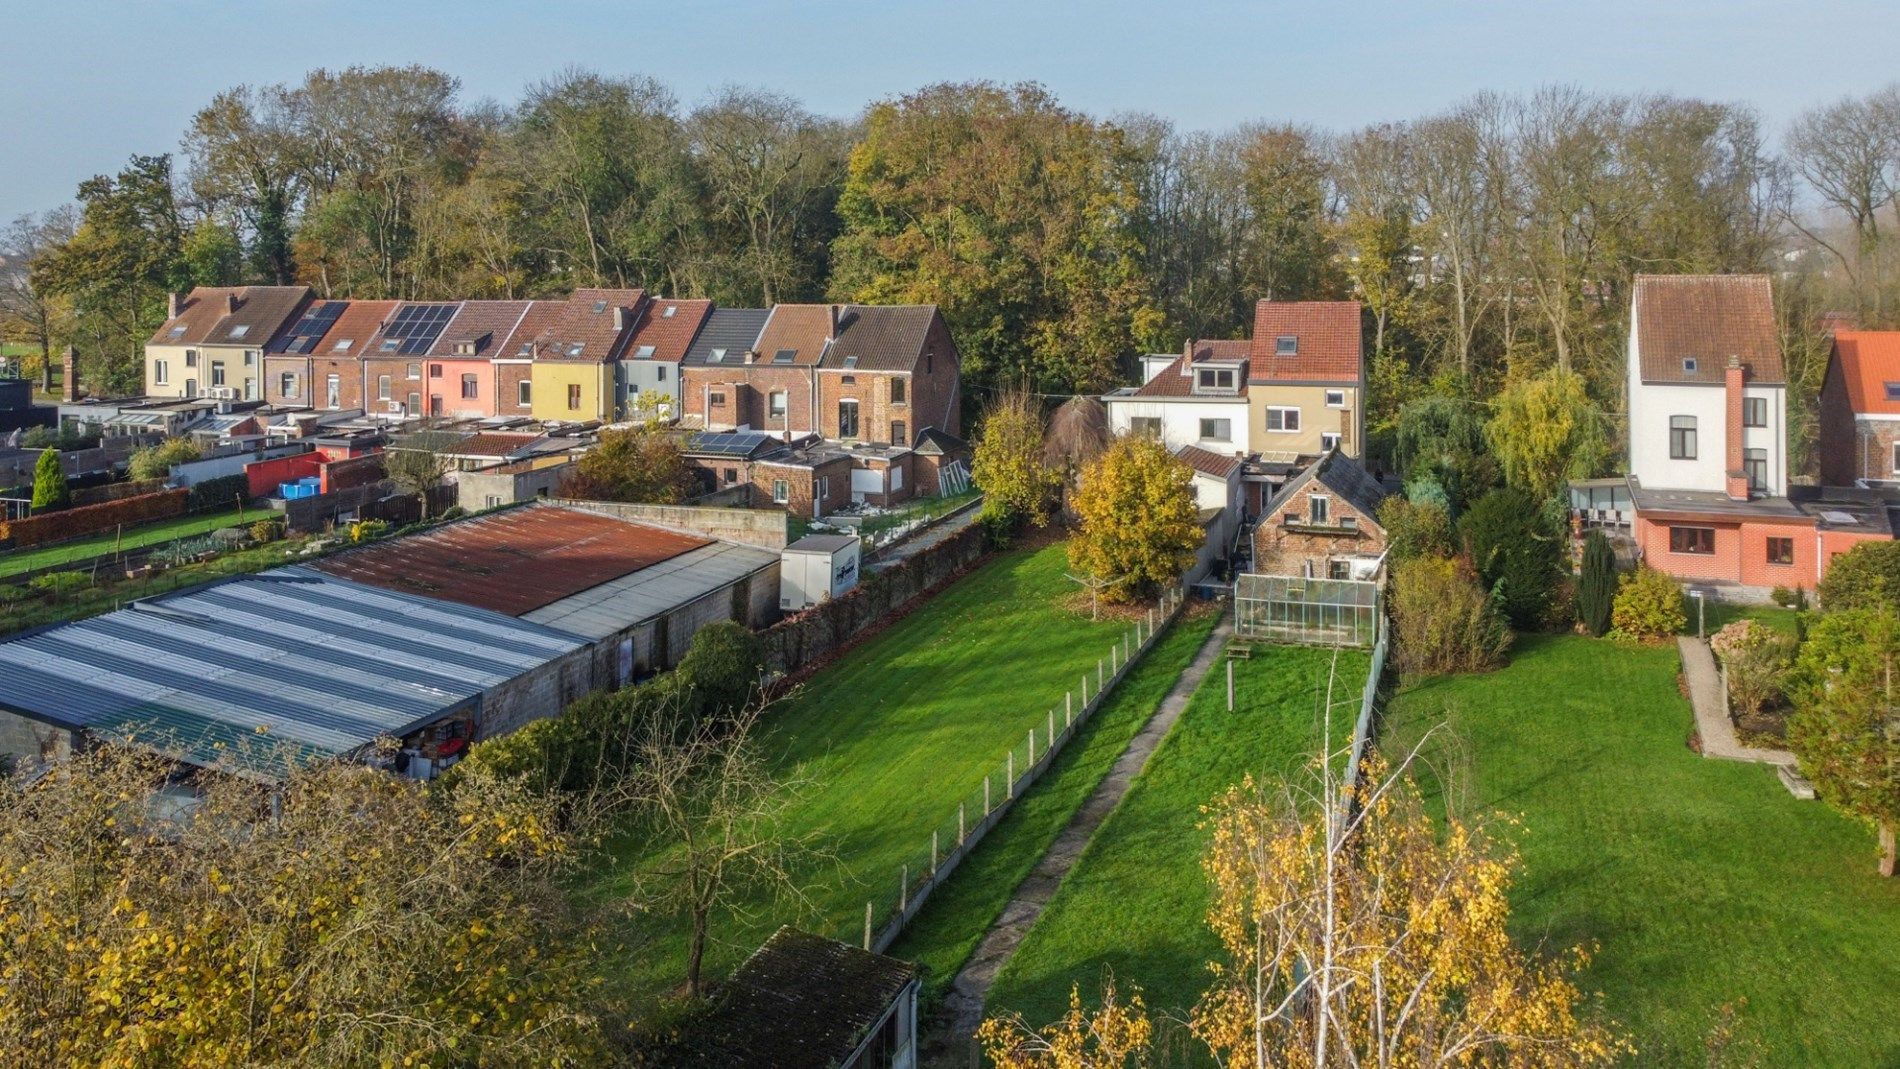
<box><xmin>518</xmin><ymin>379</ymin><xmax>532</xmax><ymax>407</ymax></box>
<box><xmin>154</xmin><ymin>359</ymin><xmax>169</xmax><ymax>386</ymax></box>
<box><xmin>211</xmin><ymin>364</ymin><xmax>226</xmax><ymax>387</ymax></box>
<box><xmin>244</xmin><ymin>350</ymin><xmax>257</xmax><ymax>367</ymax></box>
<box><xmin>378</xmin><ymin>375</ymin><xmax>392</xmax><ymax>402</ymax></box>
<box><xmin>280</xmin><ymin>371</ymin><xmax>299</xmax><ymax>399</ymax></box>
<box><xmin>1320</xmin><ymin>432</ymin><xmax>1342</xmax><ymax>452</ymax></box>
<box><xmin>325</xmin><ymin>374</ymin><xmax>340</xmax><ymax>409</ymax></box>
<box><xmin>407</xmin><ymin>362</ymin><xmax>421</xmax><ymax>380</ymax></box>
<box><xmin>1195</xmin><ymin>366</ymin><xmax>1237</xmax><ymax>393</ymax></box>
<box><xmin>1893</xmin><ymin>441</ymin><xmax>1900</xmax><ymax>475</ymax></box>
<box><xmin>1198</xmin><ymin>417</ymin><xmax>1232</xmax><ymax>442</ymax></box>
<box><xmin>1309</xmin><ymin>494</ymin><xmax>1331</xmax><ymax>524</ymax></box>
<box><xmin>1129</xmin><ymin>416</ymin><xmax>1161</xmax><ymax>438</ymax></box>
<box><xmin>1324</xmin><ymin>389</ymin><xmax>1345</xmax><ymax>408</ymax></box>
<box><xmin>769</xmin><ymin>390</ymin><xmax>788</xmax><ymax>419</ymax></box>
<box><xmin>772</xmin><ymin>479</ymin><xmax>790</xmax><ymax>504</ymax></box>
<box><xmin>1267</xmin><ymin>406</ymin><xmax>1301</xmax><ymax>432</ymax></box>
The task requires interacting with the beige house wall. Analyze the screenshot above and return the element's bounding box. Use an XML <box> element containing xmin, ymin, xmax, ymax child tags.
<box><xmin>1247</xmin><ymin>383</ymin><xmax>1361</xmax><ymax>457</ymax></box>
<box><xmin>145</xmin><ymin>343</ymin><xmax>263</xmax><ymax>401</ymax></box>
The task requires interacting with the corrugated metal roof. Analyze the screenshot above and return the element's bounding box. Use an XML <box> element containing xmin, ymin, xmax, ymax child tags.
<box><xmin>0</xmin><ymin>567</ymin><xmax>584</xmax><ymax>776</ymax></box>
<box><xmin>522</xmin><ymin>541</ymin><xmax>778</xmax><ymax>639</ymax></box>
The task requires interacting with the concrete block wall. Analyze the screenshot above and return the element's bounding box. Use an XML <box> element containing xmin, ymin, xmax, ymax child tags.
<box><xmin>551</xmin><ymin>498</ymin><xmax>790</xmax><ymax>550</ymax></box>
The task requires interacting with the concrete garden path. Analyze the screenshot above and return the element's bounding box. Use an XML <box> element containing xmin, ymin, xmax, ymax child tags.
<box><xmin>1677</xmin><ymin>637</ymin><xmax>1795</xmax><ymax>765</ymax></box>
<box><xmin>936</xmin><ymin>613</ymin><xmax>1235</xmax><ymax>1045</ymax></box>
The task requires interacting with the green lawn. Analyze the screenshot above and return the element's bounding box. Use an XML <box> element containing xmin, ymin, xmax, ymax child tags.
<box><xmin>589</xmin><ymin>542</ymin><xmax>1138</xmax><ymax>1007</ymax></box>
<box><xmin>1382</xmin><ymin>635</ymin><xmax>1900</xmax><ymax>1067</ymax></box>
<box><xmin>0</xmin><ymin>507</ymin><xmax>259</xmax><ymax>579</ymax></box>
<box><xmin>889</xmin><ymin>606</ymin><xmax>1221</xmax><ymax>1007</ymax></box>
<box><xmin>987</xmin><ymin>643</ymin><xmax>1371</xmax><ymax>1028</ymax></box>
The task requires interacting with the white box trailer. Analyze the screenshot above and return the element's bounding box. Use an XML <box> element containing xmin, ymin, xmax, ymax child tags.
<box><xmin>780</xmin><ymin>534</ymin><xmax>862</xmax><ymax>611</ymax></box>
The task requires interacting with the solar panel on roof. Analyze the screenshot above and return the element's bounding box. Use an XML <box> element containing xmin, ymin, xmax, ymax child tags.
<box><xmin>276</xmin><ymin>301</ymin><xmax>347</xmax><ymax>354</ymax></box>
<box><xmin>382</xmin><ymin>303</ymin><xmax>458</xmax><ymax>356</ymax></box>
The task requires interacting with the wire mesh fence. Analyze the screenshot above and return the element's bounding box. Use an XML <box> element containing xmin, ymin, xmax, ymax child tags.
<box><xmin>1233</xmin><ymin>573</ymin><xmax>1381</xmax><ymax>647</ymax></box>
<box><xmin>859</xmin><ymin>581</ymin><xmax>1194</xmax><ymax>953</ymax></box>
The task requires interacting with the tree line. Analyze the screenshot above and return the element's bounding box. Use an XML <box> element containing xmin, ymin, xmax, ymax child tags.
<box><xmin>4</xmin><ymin>69</ymin><xmax>1899</xmax><ymax>458</ymax></box>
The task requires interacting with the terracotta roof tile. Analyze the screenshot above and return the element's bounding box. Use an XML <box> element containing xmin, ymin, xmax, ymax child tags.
<box><xmin>1633</xmin><ymin>275</ymin><xmax>1782</xmax><ymax>384</ymax></box>
<box><xmin>1175</xmin><ymin>444</ymin><xmax>1242</xmax><ymax>479</ymax></box>
<box><xmin>624</xmin><ymin>298</ymin><xmax>714</xmax><ymax>363</ymax></box>
<box><xmin>495</xmin><ymin>301</ymin><xmax>565</xmax><ymax>359</ymax></box>
<box><xmin>150</xmin><ymin>286</ymin><xmax>312</xmax><ymax>347</ymax></box>
<box><xmin>303</xmin><ymin>300</ymin><xmax>400</xmax><ymax>360</ymax></box>
<box><xmin>753</xmin><ymin>304</ymin><xmax>836</xmax><ymax>367</ymax></box>
<box><xmin>1829</xmin><ymin>330</ymin><xmax>1900</xmax><ymax>415</ymax></box>
<box><xmin>823</xmin><ymin>305</ymin><xmax>942</xmax><ymax>371</ymax></box>
<box><xmin>1249</xmin><ymin>301</ymin><xmax>1363</xmax><ymax>383</ymax></box>
<box><xmin>532</xmin><ymin>288</ymin><xmax>645</xmax><ymax>363</ymax></box>
<box><xmin>1133</xmin><ymin>340</ymin><xmax>1249</xmax><ymax>397</ymax></box>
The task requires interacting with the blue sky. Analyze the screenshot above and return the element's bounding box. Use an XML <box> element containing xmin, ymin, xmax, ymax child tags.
<box><xmin>5</xmin><ymin>0</ymin><xmax>1897</xmax><ymax>220</ymax></box>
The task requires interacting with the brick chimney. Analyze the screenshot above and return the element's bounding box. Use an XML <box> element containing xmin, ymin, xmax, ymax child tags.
<box><xmin>1725</xmin><ymin>355</ymin><xmax>1748</xmax><ymax>501</ymax></box>
<box><xmin>827</xmin><ymin>304</ymin><xmax>842</xmax><ymax>343</ymax></box>
<box><xmin>613</xmin><ymin>305</ymin><xmax>631</xmax><ymax>332</ymax></box>
<box><xmin>61</xmin><ymin>345</ymin><xmax>79</xmax><ymax>403</ymax></box>
<box><xmin>224</xmin><ymin>292</ymin><xmax>239</xmax><ymax>315</ymax></box>
<box><xmin>168</xmin><ymin>291</ymin><xmax>186</xmax><ymax>319</ymax></box>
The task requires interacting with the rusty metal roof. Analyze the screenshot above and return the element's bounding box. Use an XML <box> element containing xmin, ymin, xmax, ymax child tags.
<box><xmin>312</xmin><ymin>505</ymin><xmax>711</xmax><ymax>616</ymax></box>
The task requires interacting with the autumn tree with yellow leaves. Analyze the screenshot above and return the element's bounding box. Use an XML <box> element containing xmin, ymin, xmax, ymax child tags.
<box><xmin>0</xmin><ymin>745</ymin><xmax>620</xmax><ymax>1067</ymax></box>
<box><xmin>982</xmin><ymin>743</ymin><xmax>1625</xmax><ymax>1068</ymax></box>
<box><xmin>1067</xmin><ymin>434</ymin><xmax>1203</xmax><ymax>603</ymax></box>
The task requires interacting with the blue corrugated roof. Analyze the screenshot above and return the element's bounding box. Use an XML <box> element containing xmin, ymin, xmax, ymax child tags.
<box><xmin>0</xmin><ymin>567</ymin><xmax>585</xmax><ymax>777</ymax></box>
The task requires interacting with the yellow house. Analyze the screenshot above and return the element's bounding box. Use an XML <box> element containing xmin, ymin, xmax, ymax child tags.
<box><xmin>1246</xmin><ymin>301</ymin><xmax>1366</xmax><ymax>460</ymax></box>
<box><xmin>144</xmin><ymin>287</ymin><xmax>310</xmax><ymax>400</ymax></box>
<box><xmin>530</xmin><ymin>359</ymin><xmax>613</xmax><ymax>422</ymax></box>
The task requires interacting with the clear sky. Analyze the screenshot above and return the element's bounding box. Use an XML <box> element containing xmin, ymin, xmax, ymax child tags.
<box><xmin>5</xmin><ymin>0</ymin><xmax>1897</xmax><ymax>221</ymax></box>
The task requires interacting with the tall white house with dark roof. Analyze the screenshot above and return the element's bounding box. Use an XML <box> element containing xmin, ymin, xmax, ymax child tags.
<box><xmin>1627</xmin><ymin>274</ymin><xmax>1788</xmax><ymax>499</ymax></box>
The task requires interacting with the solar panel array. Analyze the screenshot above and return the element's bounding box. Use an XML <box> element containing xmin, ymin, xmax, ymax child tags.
<box><xmin>379</xmin><ymin>303</ymin><xmax>458</xmax><ymax>355</ymax></box>
<box><xmin>686</xmin><ymin>431</ymin><xmax>780</xmax><ymax>458</ymax></box>
<box><xmin>274</xmin><ymin>301</ymin><xmax>346</xmax><ymax>354</ymax></box>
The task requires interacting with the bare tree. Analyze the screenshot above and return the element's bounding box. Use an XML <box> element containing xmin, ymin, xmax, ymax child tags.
<box><xmin>384</xmin><ymin>430</ymin><xmax>456</xmax><ymax>518</ymax></box>
<box><xmin>1786</xmin><ymin>86</ymin><xmax>1900</xmax><ymax>321</ymax></box>
<box><xmin>0</xmin><ymin>208</ymin><xmax>78</xmax><ymax>384</ymax></box>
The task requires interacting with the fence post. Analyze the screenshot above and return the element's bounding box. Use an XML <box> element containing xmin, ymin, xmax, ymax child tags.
<box><xmin>984</xmin><ymin>775</ymin><xmax>991</xmax><ymax>816</ymax></box>
<box><xmin>1125</xmin><ymin>631</ymin><xmax>1132</xmax><ymax>663</ymax></box>
<box><xmin>1048</xmin><ymin>708</ymin><xmax>1056</xmax><ymax>744</ymax></box>
<box><xmin>1066</xmin><ymin>691</ymin><xmax>1073</xmax><ymax>724</ymax></box>
<box><xmin>1097</xmin><ymin>659</ymin><xmax>1104</xmax><ymax>693</ymax></box>
<box><xmin>1006</xmin><ymin>752</ymin><xmax>1014</xmax><ymax>798</ymax></box>
<box><xmin>932</xmin><ymin>829</ymin><xmax>939</xmax><ymax>873</ymax></box>
<box><xmin>1028</xmin><ymin>727</ymin><xmax>1036</xmax><ymax>767</ymax></box>
<box><xmin>1148</xmin><ymin>608</ymin><xmax>1155</xmax><ymax>636</ymax></box>
<box><xmin>1227</xmin><ymin>658</ymin><xmax>1235</xmax><ymax>712</ymax></box>
<box><xmin>959</xmin><ymin>801</ymin><xmax>966</xmax><ymax>844</ymax></box>
<box><xmin>1081</xmin><ymin>674</ymin><xmax>1089</xmax><ymax>707</ymax></box>
<box><xmin>865</xmin><ymin>901</ymin><xmax>873</xmax><ymax>950</ymax></box>
<box><xmin>900</xmin><ymin>865</ymin><xmax>908</xmax><ymax>913</ymax></box>
<box><xmin>1110</xmin><ymin>645</ymin><xmax>1118</xmax><ymax>675</ymax></box>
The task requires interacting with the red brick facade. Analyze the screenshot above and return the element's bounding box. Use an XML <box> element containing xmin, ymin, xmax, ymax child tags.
<box><xmin>1633</xmin><ymin>514</ymin><xmax>1883</xmax><ymax>593</ymax></box>
<box><xmin>1252</xmin><ymin>479</ymin><xmax>1387</xmax><ymax>577</ymax></box>
<box><xmin>1818</xmin><ymin>366</ymin><xmax>1900</xmax><ymax>485</ymax></box>
<box><xmin>687</xmin><ymin>365</ymin><xmax>821</xmax><ymax>435</ymax></box>
<box><xmin>266</xmin><ymin>354</ymin><xmax>367</xmax><ymax>411</ymax></box>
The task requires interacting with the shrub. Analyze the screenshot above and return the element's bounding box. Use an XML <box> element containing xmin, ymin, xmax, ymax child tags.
<box><xmin>186</xmin><ymin>473</ymin><xmax>251</xmax><ymax>511</ymax></box>
<box><xmin>674</xmin><ymin>621</ymin><xmax>765</xmax><ymax>722</ymax></box>
<box><xmin>249</xmin><ymin>519</ymin><xmax>281</xmax><ymax>543</ymax></box>
<box><xmin>349</xmin><ymin>519</ymin><xmax>391</xmax><ymax>543</ymax></box>
<box><xmin>1458</xmin><ymin>488</ymin><xmax>1562</xmax><ymax>631</ymax></box>
<box><xmin>1390</xmin><ymin>556</ymin><xmax>1513</xmax><ymax>675</ymax></box>
<box><xmin>440</xmin><ymin>505</ymin><xmax>467</xmax><ymax>521</ymax></box>
<box><xmin>1610</xmin><ymin>566</ymin><xmax>1685</xmax><ymax>641</ymax></box>
<box><xmin>1575</xmin><ymin>530</ymin><xmax>1617</xmax><ymax>637</ymax></box>
<box><xmin>29</xmin><ymin>448</ymin><xmax>69</xmax><ymax>512</ymax></box>
<box><xmin>27</xmin><ymin>571</ymin><xmax>90</xmax><ymax>600</ymax></box>
<box><xmin>1403</xmin><ymin>476</ymin><xmax>1452</xmax><ymax>513</ymax></box>
<box><xmin>126</xmin><ymin>437</ymin><xmax>201</xmax><ymax>481</ymax></box>
<box><xmin>1379</xmin><ymin>497</ymin><xmax>1455</xmax><ymax>563</ymax></box>
<box><xmin>1816</xmin><ymin>540</ymin><xmax>1900</xmax><ymax>612</ymax></box>
<box><xmin>1709</xmin><ymin>619</ymin><xmax>1795</xmax><ymax>718</ymax></box>
<box><xmin>1770</xmin><ymin>585</ymin><xmax>1808</xmax><ymax>610</ymax></box>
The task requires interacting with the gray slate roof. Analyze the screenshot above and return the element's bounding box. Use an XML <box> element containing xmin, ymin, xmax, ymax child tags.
<box><xmin>681</xmin><ymin>308</ymin><xmax>771</xmax><ymax>366</ymax></box>
<box><xmin>1269</xmin><ymin>449</ymin><xmax>1390</xmax><ymax>526</ymax></box>
<box><xmin>820</xmin><ymin>305</ymin><xmax>941</xmax><ymax>372</ymax></box>
<box><xmin>0</xmin><ymin>567</ymin><xmax>584</xmax><ymax>777</ymax></box>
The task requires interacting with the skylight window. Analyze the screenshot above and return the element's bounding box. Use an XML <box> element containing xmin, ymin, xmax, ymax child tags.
<box><xmin>635</xmin><ymin>345</ymin><xmax>657</xmax><ymax>358</ymax></box>
<box><xmin>566</xmin><ymin>343</ymin><xmax>585</xmax><ymax>358</ymax></box>
<box><xmin>381</xmin><ymin>339</ymin><xmax>400</xmax><ymax>352</ymax></box>
<box><xmin>662</xmin><ymin>305</ymin><xmax>677</xmax><ymax>318</ymax></box>
<box><xmin>519</xmin><ymin>343</ymin><xmax>534</xmax><ymax>356</ymax></box>
<box><xmin>1683</xmin><ymin>358</ymin><xmax>1698</xmax><ymax>373</ymax></box>
<box><xmin>1275</xmin><ymin>335</ymin><xmax>1297</xmax><ymax>356</ymax></box>
<box><xmin>1886</xmin><ymin>382</ymin><xmax>1900</xmax><ymax>401</ymax></box>
<box><xmin>333</xmin><ymin>339</ymin><xmax>353</xmax><ymax>352</ymax></box>
<box><xmin>710</xmin><ymin>348</ymin><xmax>728</xmax><ymax>363</ymax></box>
<box><xmin>772</xmin><ymin>349</ymin><xmax>796</xmax><ymax>364</ymax></box>
<box><xmin>168</xmin><ymin>325</ymin><xmax>186</xmax><ymax>337</ymax></box>
<box><xmin>592</xmin><ymin>299</ymin><xmax>607</xmax><ymax>313</ymax></box>
<box><xmin>842</xmin><ymin>355</ymin><xmax>859</xmax><ymax>369</ymax></box>
<box><xmin>228</xmin><ymin>325</ymin><xmax>250</xmax><ymax>339</ymax></box>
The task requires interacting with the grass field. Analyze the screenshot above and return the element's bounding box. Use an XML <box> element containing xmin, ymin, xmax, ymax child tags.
<box><xmin>889</xmin><ymin>605</ymin><xmax>1221</xmax><ymax>1007</ymax></box>
<box><xmin>589</xmin><ymin>541</ymin><xmax>1141</xmax><ymax>1007</ymax></box>
<box><xmin>1382</xmin><ymin>634</ymin><xmax>1900</xmax><ymax>1067</ymax></box>
<box><xmin>986</xmin><ymin>643</ymin><xmax>1371</xmax><ymax>1029</ymax></box>
<box><xmin>0</xmin><ymin>507</ymin><xmax>258</xmax><ymax>579</ymax></box>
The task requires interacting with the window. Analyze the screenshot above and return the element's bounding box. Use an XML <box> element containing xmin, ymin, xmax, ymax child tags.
<box><xmin>567</xmin><ymin>384</ymin><xmax>582</xmax><ymax>410</ymax></box>
<box><xmin>325</xmin><ymin>374</ymin><xmax>340</xmax><ymax>409</ymax></box>
<box><xmin>1328</xmin><ymin>559</ymin><xmax>1352</xmax><ymax>580</ymax></box>
<box><xmin>891</xmin><ymin>377</ymin><xmax>906</xmax><ymax>404</ymax></box>
<box><xmin>407</xmin><ymin>362</ymin><xmax>421</xmax><ymax>380</ymax></box>
<box><xmin>228</xmin><ymin>325</ymin><xmax>249</xmax><ymax>339</ymax></box>
<box><xmin>769</xmin><ymin>391</ymin><xmax>787</xmax><ymax>419</ymax></box>
<box><xmin>517</xmin><ymin>380</ymin><xmax>532</xmax><ymax>406</ymax></box>
<box><xmin>1743</xmin><ymin>396</ymin><xmax>1767</xmax><ymax>427</ymax></box>
<box><xmin>1267</xmin><ymin>407</ymin><xmax>1301</xmax><ymax>432</ymax></box>
<box><xmin>184</xmin><ymin>378</ymin><xmax>197</xmax><ymax>397</ymax></box>
<box><xmin>429</xmin><ymin>363</ymin><xmax>443</xmax><ymax>378</ymax></box>
<box><xmin>280</xmin><ymin>372</ymin><xmax>299</xmax><ymax>399</ymax></box>
<box><xmin>211</xmin><ymin>365</ymin><xmax>226</xmax><ymax>387</ymax></box>
<box><xmin>1195</xmin><ymin>367</ymin><xmax>1237</xmax><ymax>392</ymax></box>
<box><xmin>1886</xmin><ymin>382</ymin><xmax>1900</xmax><ymax>402</ymax></box>
<box><xmin>819</xmin><ymin>476</ymin><xmax>829</xmax><ymax>501</ymax></box>
<box><xmin>1683</xmin><ymin>358</ymin><xmax>1698</xmax><ymax>373</ymax></box>
<box><xmin>1199</xmin><ymin>418</ymin><xmax>1232</xmax><ymax>442</ymax></box>
<box><xmin>333</xmin><ymin>339</ymin><xmax>354</xmax><ymax>352</ymax></box>
<box><xmin>838</xmin><ymin>399</ymin><xmax>860</xmax><ymax>438</ymax></box>
<box><xmin>1130</xmin><ymin>416</ymin><xmax>1161</xmax><ymax>438</ymax></box>
<box><xmin>430</xmin><ymin>395</ymin><xmax>444</xmax><ymax>416</ymax></box>
<box><xmin>891</xmin><ymin>464</ymin><xmax>904</xmax><ymax>492</ymax></box>
<box><xmin>1324</xmin><ymin>389</ymin><xmax>1345</xmax><ymax>407</ymax></box>
<box><xmin>772</xmin><ymin>479</ymin><xmax>789</xmax><ymax>504</ymax></box>
<box><xmin>1320</xmin><ymin>432</ymin><xmax>1342</xmax><ymax>452</ymax></box>
<box><xmin>408</xmin><ymin>391</ymin><xmax>422</xmax><ymax>413</ymax></box>
<box><xmin>656</xmin><ymin>366</ymin><xmax>667</xmax><ymax>382</ymax></box>
<box><xmin>1669</xmin><ymin>526</ymin><xmax>1715</xmax><ymax>554</ymax></box>
<box><xmin>772</xmin><ymin>348</ymin><xmax>796</xmax><ymax>364</ymax></box>
<box><xmin>243</xmin><ymin>350</ymin><xmax>256</xmax><ymax>367</ymax></box>
<box><xmin>710</xmin><ymin>391</ymin><xmax>727</xmax><ymax>406</ymax></box>
<box><xmin>1893</xmin><ymin>441</ymin><xmax>1900</xmax><ymax>475</ymax></box>
<box><xmin>635</xmin><ymin>345</ymin><xmax>657</xmax><ymax>359</ymax></box>
<box><xmin>1766</xmin><ymin>537</ymin><xmax>1794</xmax><ymax>566</ymax></box>
<box><xmin>842</xmin><ymin>374</ymin><xmax>856</xmax><ymax>385</ymax></box>
<box><xmin>154</xmin><ymin>359</ymin><xmax>169</xmax><ymax>385</ymax></box>
<box><xmin>185</xmin><ymin>350</ymin><xmax>198</xmax><ymax>368</ymax></box>
<box><xmin>1669</xmin><ymin>415</ymin><xmax>1697</xmax><ymax>460</ymax></box>
<box><xmin>485</xmin><ymin>495</ymin><xmax>503</xmax><ymax>509</ymax></box>
<box><xmin>1308</xmin><ymin>495</ymin><xmax>1330</xmax><ymax>524</ymax></box>
<box><xmin>709</xmin><ymin>348</ymin><xmax>728</xmax><ymax>363</ymax></box>
<box><xmin>663</xmin><ymin>304</ymin><xmax>677</xmax><ymax>318</ymax></box>
<box><xmin>723</xmin><ymin>468</ymin><xmax>737</xmax><ymax>485</ymax></box>
<box><xmin>461</xmin><ymin>373</ymin><xmax>478</xmax><ymax>400</ymax></box>
<box><xmin>243</xmin><ymin>378</ymin><xmax>256</xmax><ymax>400</ymax></box>
<box><xmin>1743</xmin><ymin>448</ymin><xmax>1767</xmax><ymax>492</ymax></box>
<box><xmin>1275</xmin><ymin>335</ymin><xmax>1297</xmax><ymax>356</ymax></box>
<box><xmin>377</xmin><ymin>375</ymin><xmax>392</xmax><ymax>402</ymax></box>
<box><xmin>891</xmin><ymin>419</ymin><xmax>907</xmax><ymax>445</ymax></box>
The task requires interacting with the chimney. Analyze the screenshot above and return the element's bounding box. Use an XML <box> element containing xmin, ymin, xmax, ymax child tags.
<box><xmin>168</xmin><ymin>292</ymin><xmax>186</xmax><ymax>319</ymax></box>
<box><xmin>224</xmin><ymin>292</ymin><xmax>239</xmax><ymax>315</ymax></box>
<box><xmin>613</xmin><ymin>306</ymin><xmax>630</xmax><ymax>331</ymax></box>
<box><xmin>61</xmin><ymin>345</ymin><xmax>79</xmax><ymax>403</ymax></box>
<box><xmin>1725</xmin><ymin>355</ymin><xmax>1748</xmax><ymax>501</ymax></box>
<box><xmin>827</xmin><ymin>305</ymin><xmax>841</xmax><ymax>343</ymax></box>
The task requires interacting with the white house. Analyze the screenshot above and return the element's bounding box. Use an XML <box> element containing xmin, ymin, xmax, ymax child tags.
<box><xmin>1627</xmin><ymin>274</ymin><xmax>1788</xmax><ymax>499</ymax></box>
<box><xmin>1175</xmin><ymin>444</ymin><xmax>1245</xmax><ymax>583</ymax></box>
<box><xmin>1103</xmin><ymin>339</ymin><xmax>1251</xmax><ymax>457</ymax></box>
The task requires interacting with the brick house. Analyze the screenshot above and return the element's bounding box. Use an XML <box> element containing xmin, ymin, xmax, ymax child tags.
<box><xmin>265</xmin><ymin>299</ymin><xmax>398</xmax><ymax>412</ymax></box>
<box><xmin>1818</xmin><ymin>330</ymin><xmax>1900</xmax><ymax>486</ymax></box>
<box><xmin>361</xmin><ymin>300</ymin><xmax>532</xmax><ymax>420</ymax></box>
<box><xmin>617</xmin><ymin>298</ymin><xmax>714</xmax><ymax>419</ymax></box>
<box><xmin>148</xmin><ymin>286</ymin><xmax>313</xmax><ymax>402</ymax></box>
<box><xmin>1251</xmin><ymin>450</ymin><xmax>1390</xmax><ymax>579</ymax></box>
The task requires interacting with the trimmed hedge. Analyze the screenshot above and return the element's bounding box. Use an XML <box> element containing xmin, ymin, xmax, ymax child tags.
<box><xmin>187</xmin><ymin>474</ymin><xmax>253</xmax><ymax>511</ymax></box>
<box><xmin>72</xmin><ymin>479</ymin><xmax>168</xmax><ymax>507</ymax></box>
<box><xmin>0</xmin><ymin>489</ymin><xmax>189</xmax><ymax>549</ymax></box>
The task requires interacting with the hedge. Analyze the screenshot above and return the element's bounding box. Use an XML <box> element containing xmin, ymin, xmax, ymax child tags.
<box><xmin>0</xmin><ymin>489</ymin><xmax>189</xmax><ymax>549</ymax></box>
<box><xmin>72</xmin><ymin>479</ymin><xmax>167</xmax><ymax>507</ymax></box>
<box><xmin>187</xmin><ymin>474</ymin><xmax>253</xmax><ymax>511</ymax></box>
